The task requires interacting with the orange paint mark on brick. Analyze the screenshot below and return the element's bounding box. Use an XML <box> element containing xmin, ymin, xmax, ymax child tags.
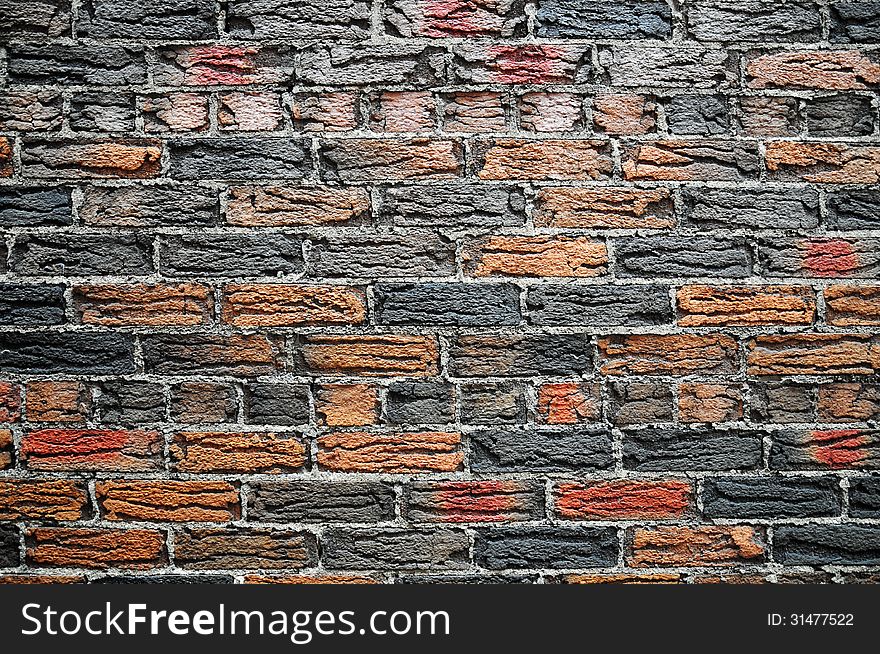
<box><xmin>188</xmin><ymin>46</ymin><xmax>258</xmax><ymax>85</ymax></box>
<box><xmin>431</xmin><ymin>481</ymin><xmax>521</xmax><ymax>522</ymax></box>
<box><xmin>804</xmin><ymin>239</ymin><xmax>859</xmax><ymax>277</ymax></box>
<box><xmin>537</xmin><ymin>383</ymin><xmax>599</xmax><ymax>424</ymax></box>
<box><xmin>556</xmin><ymin>480</ymin><xmax>691</xmax><ymax>520</ymax></box>
<box><xmin>487</xmin><ymin>45</ymin><xmax>565</xmax><ymax>83</ymax></box>
<box><xmin>809</xmin><ymin>429</ymin><xmax>870</xmax><ymax>468</ymax></box>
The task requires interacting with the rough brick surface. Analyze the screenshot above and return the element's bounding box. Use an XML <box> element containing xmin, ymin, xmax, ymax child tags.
<box><xmin>2</xmin><ymin>1</ymin><xmax>879</xmax><ymax>585</ymax></box>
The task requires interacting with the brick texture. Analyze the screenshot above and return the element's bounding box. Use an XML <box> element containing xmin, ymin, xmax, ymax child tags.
<box><xmin>1</xmin><ymin>1</ymin><xmax>878</xmax><ymax>585</ymax></box>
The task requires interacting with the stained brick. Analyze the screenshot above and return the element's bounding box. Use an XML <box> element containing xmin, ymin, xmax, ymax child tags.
<box><xmin>170</xmin><ymin>431</ymin><xmax>307</xmax><ymax>474</ymax></box>
<box><xmin>405</xmin><ymin>480</ymin><xmax>543</xmax><ymax>523</ymax></box>
<box><xmin>174</xmin><ymin>528</ymin><xmax>317</xmax><ymax>570</ymax></box>
<box><xmin>628</xmin><ymin>526</ymin><xmax>765</xmax><ymax>567</ymax></box>
<box><xmin>555</xmin><ymin>480</ymin><xmax>691</xmax><ymax>520</ymax></box>
<box><xmin>770</xmin><ymin>429</ymin><xmax>880</xmax><ymax>470</ymax></box>
<box><xmin>21</xmin><ymin>428</ymin><xmax>162</xmax><ymax>472</ymax></box>
<box><xmin>222</xmin><ymin>284</ymin><xmax>366</xmax><ymax>327</ymax></box>
<box><xmin>170</xmin><ymin>382</ymin><xmax>237</xmax><ymax>424</ymax></box>
<box><xmin>449</xmin><ymin>334</ymin><xmax>592</xmax><ymax>377</ymax></box>
<box><xmin>534</xmin><ymin>187</ymin><xmax>673</xmax><ymax>229</ymax></box>
<box><xmin>142</xmin><ymin>334</ymin><xmax>286</xmax><ymax>376</ymax></box>
<box><xmin>21</xmin><ymin>139</ymin><xmax>161</xmax><ymax>178</ymax></box>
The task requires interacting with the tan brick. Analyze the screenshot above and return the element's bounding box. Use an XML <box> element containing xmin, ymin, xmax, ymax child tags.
<box><xmin>26</xmin><ymin>381</ymin><xmax>89</xmax><ymax>423</ymax></box>
<box><xmin>628</xmin><ymin>526</ymin><xmax>765</xmax><ymax>567</ymax></box>
<box><xmin>315</xmin><ymin>384</ymin><xmax>380</xmax><ymax>427</ymax></box>
<box><xmin>142</xmin><ymin>93</ymin><xmax>209</xmax><ymax>132</ymax></box>
<box><xmin>747</xmin><ymin>50</ymin><xmax>880</xmax><ymax>90</ymax></box>
<box><xmin>599</xmin><ymin>334</ymin><xmax>739</xmax><ymax>376</ymax></box>
<box><xmin>291</xmin><ymin>92</ymin><xmax>358</xmax><ymax>132</ymax></box>
<box><xmin>818</xmin><ymin>383</ymin><xmax>880</xmax><ymax>422</ymax></box>
<box><xmin>170</xmin><ymin>431</ymin><xmax>307</xmax><ymax>473</ymax></box>
<box><xmin>766</xmin><ymin>141</ymin><xmax>880</xmax><ymax>183</ymax></box>
<box><xmin>593</xmin><ymin>94</ymin><xmax>656</xmax><ymax>135</ymax></box>
<box><xmin>222</xmin><ymin>284</ymin><xmax>366</xmax><ymax>326</ymax></box>
<box><xmin>463</xmin><ymin>235</ymin><xmax>607</xmax><ymax>277</ymax></box>
<box><xmin>226</xmin><ymin>185</ymin><xmax>369</xmax><ymax>226</ymax></box>
<box><xmin>677</xmin><ymin>285</ymin><xmax>816</xmax><ymax>326</ymax></box>
<box><xmin>519</xmin><ymin>92</ymin><xmax>583</xmax><ymax>132</ymax></box>
<box><xmin>748</xmin><ymin>334</ymin><xmax>880</xmax><ymax>376</ymax></box>
<box><xmin>534</xmin><ymin>187</ymin><xmax>674</xmax><ymax>229</ymax></box>
<box><xmin>370</xmin><ymin>91</ymin><xmax>435</xmax><ymax>132</ymax></box>
<box><xmin>474</xmin><ymin>138</ymin><xmax>612</xmax><ymax>180</ymax></box>
<box><xmin>443</xmin><ymin>92</ymin><xmax>506</xmax><ymax>132</ymax></box>
<box><xmin>317</xmin><ymin>431</ymin><xmax>463</xmax><ymax>473</ymax></box>
<box><xmin>622</xmin><ymin>140</ymin><xmax>760</xmax><ymax>181</ymax></box>
<box><xmin>297</xmin><ymin>335</ymin><xmax>439</xmax><ymax>377</ymax></box>
<box><xmin>219</xmin><ymin>91</ymin><xmax>283</xmax><ymax>131</ymax></box>
<box><xmin>678</xmin><ymin>383</ymin><xmax>743</xmax><ymax>423</ymax></box>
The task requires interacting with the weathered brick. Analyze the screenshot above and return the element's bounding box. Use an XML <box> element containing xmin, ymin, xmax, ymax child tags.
<box><xmin>0</xmin><ymin>384</ymin><xmax>21</xmax><ymax>423</ymax></box>
<box><xmin>316</xmin><ymin>384</ymin><xmax>379</xmax><ymax>427</ymax></box>
<box><xmin>21</xmin><ymin>139</ymin><xmax>161</xmax><ymax>178</ymax></box>
<box><xmin>12</xmin><ymin>233</ymin><xmax>152</xmax><ymax>276</ymax></box>
<box><xmin>452</xmin><ymin>44</ymin><xmax>590</xmax><ymax>84</ymax></box>
<box><xmin>26</xmin><ymin>528</ymin><xmax>165</xmax><ymax>569</ymax></box>
<box><xmin>300</xmin><ymin>44</ymin><xmax>446</xmax><ymax>86</ymax></box>
<box><xmin>244</xmin><ymin>383</ymin><xmax>309</xmax><ymax>426</ymax></box>
<box><xmin>470</xmin><ymin>428</ymin><xmax>613</xmax><ymax>472</ymax></box>
<box><xmin>69</xmin><ymin>93</ymin><xmax>135</xmax><ymax>133</ymax></box>
<box><xmin>747</xmin><ymin>334</ymin><xmax>879</xmax><ymax>376</ymax></box>
<box><xmin>93</xmin><ymin>381</ymin><xmax>165</xmax><ymax>425</ymax></box>
<box><xmin>385</xmin><ymin>382</ymin><xmax>453</xmax><ymax>425</ymax></box>
<box><xmin>227</xmin><ymin>185</ymin><xmax>368</xmax><ymax>227</ymax></box>
<box><xmin>170</xmin><ymin>382</ymin><xmax>237</xmax><ymax>424</ymax></box>
<box><xmin>0</xmin><ymin>91</ymin><xmax>62</xmax><ymax>132</ymax></box>
<box><xmin>375</xmin><ymin>283</ymin><xmax>520</xmax><ymax>325</ymax></box>
<box><xmin>169</xmin><ymin>138</ymin><xmax>311</xmax><ymax>180</ymax></box>
<box><xmin>218</xmin><ymin>92</ymin><xmax>284</xmax><ymax>132</ymax></box>
<box><xmin>592</xmin><ymin>93</ymin><xmax>657</xmax><ymax>135</ymax></box>
<box><xmin>534</xmin><ymin>186</ymin><xmax>673</xmax><ymax>229</ymax></box>
<box><xmin>0</xmin><ymin>525</ymin><xmax>18</xmax><ymax>567</ymax></box>
<box><xmin>0</xmin><ymin>480</ymin><xmax>89</xmax><ymax>520</ymax></box>
<box><xmin>160</xmin><ymin>233</ymin><xmax>302</xmax><ymax>277</ymax></box>
<box><xmin>152</xmin><ymin>45</ymin><xmax>295</xmax><ymax>85</ymax></box>
<box><xmin>463</xmin><ymin>236</ymin><xmax>606</xmax><ymax>277</ymax></box>
<box><xmin>222</xmin><ymin>284</ymin><xmax>365</xmax><ymax>327</ymax></box>
<box><xmin>758</xmin><ymin>237</ymin><xmax>880</xmax><ymax>278</ymax></box>
<box><xmin>629</xmin><ymin>526</ymin><xmax>765</xmax><ymax>567</ymax></box>
<box><xmin>536</xmin><ymin>383</ymin><xmax>601</xmax><ymax>425</ymax></box>
<box><xmin>21</xmin><ymin>429</ymin><xmax>162</xmax><ymax>472</ymax></box>
<box><xmin>475</xmin><ymin>526</ymin><xmax>618</xmax><ymax>569</ymax></box>
<box><xmin>317</xmin><ymin>431</ymin><xmax>463</xmax><ymax>473</ymax></box>
<box><xmin>818</xmin><ymin>383</ymin><xmax>880</xmax><ymax>422</ymax></box>
<box><xmin>747</xmin><ymin>50</ymin><xmax>880</xmax><ymax>90</ymax></box>
<box><xmin>377</xmin><ymin>183</ymin><xmax>525</xmax><ymax>229</ymax></box>
<box><xmin>770</xmin><ymin>429</ymin><xmax>880</xmax><ymax>470</ymax></box>
<box><xmin>825</xmin><ymin>286</ymin><xmax>880</xmax><ymax>326</ymax></box>
<box><xmin>384</xmin><ymin>0</ymin><xmax>525</xmax><ymax>37</ymax></box>
<box><xmin>142</xmin><ymin>334</ymin><xmax>286</xmax><ymax>376</ymax></box>
<box><xmin>765</xmin><ymin>142</ymin><xmax>880</xmax><ymax>183</ymax></box>
<box><xmin>0</xmin><ymin>187</ymin><xmax>72</xmax><ymax>227</ymax></box>
<box><xmin>681</xmin><ymin>187</ymin><xmax>818</xmax><ymax>230</ymax></box>
<box><xmin>247</xmin><ymin>481</ymin><xmax>394</xmax><ymax>523</ymax></box>
<box><xmin>677</xmin><ymin>285</ymin><xmax>815</xmax><ymax>326</ymax></box>
<box><xmin>79</xmin><ymin>185</ymin><xmax>217</xmax><ymax>227</ymax></box>
<box><xmin>321</xmin><ymin>139</ymin><xmax>461</xmax><ymax>181</ymax></box>
<box><xmin>291</xmin><ymin>92</ymin><xmax>359</xmax><ymax>132</ymax></box>
<box><xmin>96</xmin><ymin>481</ymin><xmax>239</xmax><ymax>522</ymax></box>
<box><xmin>7</xmin><ymin>45</ymin><xmax>146</xmax><ymax>85</ymax></box>
<box><xmin>461</xmin><ymin>382</ymin><xmax>526</xmax><ymax>425</ymax></box>
<box><xmin>0</xmin><ymin>432</ymin><xmax>13</xmax><ymax>470</ymax></box>
<box><xmin>703</xmin><ymin>476</ymin><xmax>841</xmax><ymax>519</ymax></box>
<box><xmin>829</xmin><ymin>2</ymin><xmax>880</xmax><ymax>43</ymax></box>
<box><xmin>738</xmin><ymin>96</ymin><xmax>801</xmax><ymax>136</ymax></box>
<box><xmin>444</xmin><ymin>92</ymin><xmax>507</xmax><ymax>132</ymax></box>
<box><xmin>750</xmin><ymin>382</ymin><xmax>816</xmax><ymax>424</ymax></box>
<box><xmin>774</xmin><ymin>525</ymin><xmax>880</xmax><ymax>565</ymax></box>
<box><xmin>0</xmin><ymin>284</ymin><xmax>65</xmax><ymax>326</ymax></box>
<box><xmin>142</xmin><ymin>93</ymin><xmax>210</xmax><ymax>133</ymax></box>
<box><xmin>310</xmin><ymin>233</ymin><xmax>455</xmax><ymax>278</ymax></box>
<box><xmin>370</xmin><ymin>91</ymin><xmax>435</xmax><ymax>132</ymax></box>
<box><xmin>622</xmin><ymin>140</ymin><xmax>760</xmax><ymax>181</ymax></box>
<box><xmin>805</xmin><ymin>94</ymin><xmax>874</xmax><ymax>137</ymax></box>
<box><xmin>25</xmin><ymin>381</ymin><xmax>88</xmax><ymax>423</ymax></box>
<box><xmin>174</xmin><ymin>528</ymin><xmax>317</xmax><ymax>570</ymax></box>
<box><xmin>170</xmin><ymin>431</ymin><xmax>307</xmax><ymax>473</ymax></box>
<box><xmin>608</xmin><ymin>382</ymin><xmax>673</xmax><ymax>425</ymax></box>
<box><xmin>536</xmin><ymin>0</ymin><xmax>671</xmax><ymax>39</ymax></box>
<box><xmin>555</xmin><ymin>480</ymin><xmax>691</xmax><ymax>520</ymax></box>
<box><xmin>449</xmin><ymin>334</ymin><xmax>592</xmax><ymax>377</ymax></box>
<box><xmin>599</xmin><ymin>334</ymin><xmax>738</xmax><ymax>376</ymax></box>
<box><xmin>826</xmin><ymin>188</ymin><xmax>880</xmax><ymax>230</ymax></box>
<box><xmin>473</xmin><ymin>139</ymin><xmax>612</xmax><ymax>180</ymax></box>
<box><xmin>323</xmin><ymin>528</ymin><xmax>469</xmax><ymax>570</ymax></box>
<box><xmin>849</xmin><ymin>477</ymin><xmax>880</xmax><ymax>517</ymax></box>
<box><xmin>74</xmin><ymin>284</ymin><xmax>213</xmax><ymax>326</ymax></box>
<box><xmin>665</xmin><ymin>95</ymin><xmax>730</xmax><ymax>135</ymax></box>
<box><xmin>405</xmin><ymin>480</ymin><xmax>543</xmax><ymax>523</ymax></box>
<box><xmin>0</xmin><ymin>332</ymin><xmax>134</xmax><ymax>374</ymax></box>
<box><xmin>602</xmin><ymin>46</ymin><xmax>737</xmax><ymax>89</ymax></box>
<box><xmin>297</xmin><ymin>334</ymin><xmax>439</xmax><ymax>377</ymax></box>
<box><xmin>527</xmin><ymin>285</ymin><xmax>672</xmax><ymax>327</ymax></box>
<box><xmin>79</xmin><ymin>0</ymin><xmax>216</xmax><ymax>38</ymax></box>
<box><xmin>623</xmin><ymin>428</ymin><xmax>763</xmax><ymax>471</ymax></box>
<box><xmin>679</xmin><ymin>383</ymin><xmax>742</xmax><ymax>424</ymax></box>
<box><xmin>686</xmin><ymin>0</ymin><xmax>821</xmax><ymax>42</ymax></box>
<box><xmin>0</xmin><ymin>0</ymin><xmax>71</xmax><ymax>38</ymax></box>
<box><xmin>226</xmin><ymin>0</ymin><xmax>370</xmax><ymax>39</ymax></box>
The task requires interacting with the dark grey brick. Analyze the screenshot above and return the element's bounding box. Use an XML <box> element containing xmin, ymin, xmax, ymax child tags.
<box><xmin>300</xmin><ymin>44</ymin><xmax>447</xmax><ymax>86</ymax></box>
<box><xmin>849</xmin><ymin>477</ymin><xmax>880</xmax><ymax>517</ymax></box>
<box><xmin>168</xmin><ymin>139</ymin><xmax>312</xmax><ymax>180</ymax></box>
<box><xmin>11</xmin><ymin>234</ymin><xmax>153</xmax><ymax>276</ymax></box>
<box><xmin>527</xmin><ymin>285</ymin><xmax>672</xmax><ymax>326</ymax></box>
<box><xmin>226</xmin><ymin>0</ymin><xmax>370</xmax><ymax>39</ymax></box>
<box><xmin>614</xmin><ymin>236</ymin><xmax>753</xmax><ymax>278</ymax></box>
<box><xmin>0</xmin><ymin>0</ymin><xmax>71</xmax><ymax>38</ymax></box>
<box><xmin>170</xmin><ymin>382</ymin><xmax>238</xmax><ymax>424</ymax></box>
<box><xmin>774</xmin><ymin>525</ymin><xmax>880</xmax><ymax>565</ymax></box>
<box><xmin>375</xmin><ymin>283</ymin><xmax>521</xmax><ymax>326</ymax></box>
<box><xmin>244</xmin><ymin>383</ymin><xmax>310</xmax><ymax>426</ymax></box>
<box><xmin>470</xmin><ymin>428</ymin><xmax>614</xmax><ymax>472</ymax></box>
<box><xmin>474</xmin><ymin>526</ymin><xmax>618</xmax><ymax>569</ymax></box>
<box><xmin>94</xmin><ymin>381</ymin><xmax>166</xmax><ymax>424</ymax></box>
<box><xmin>376</xmin><ymin>184</ymin><xmax>526</xmax><ymax>229</ymax></box>
<box><xmin>323</xmin><ymin>528</ymin><xmax>470</xmax><ymax>569</ymax></box>
<box><xmin>686</xmin><ymin>0</ymin><xmax>821</xmax><ymax>42</ymax></box>
<box><xmin>309</xmin><ymin>234</ymin><xmax>456</xmax><ymax>278</ymax></box>
<box><xmin>159</xmin><ymin>233</ymin><xmax>303</xmax><ymax>277</ymax></box>
<box><xmin>79</xmin><ymin>0</ymin><xmax>217</xmax><ymax>39</ymax></box>
<box><xmin>461</xmin><ymin>383</ymin><xmax>527</xmax><ymax>425</ymax></box>
<box><xmin>603</xmin><ymin>46</ymin><xmax>738</xmax><ymax>89</ymax></box>
<box><xmin>536</xmin><ymin>0</ymin><xmax>671</xmax><ymax>39</ymax></box>
<box><xmin>702</xmin><ymin>476</ymin><xmax>842</xmax><ymax>518</ymax></box>
<box><xmin>385</xmin><ymin>382</ymin><xmax>454</xmax><ymax>425</ymax></box>
<box><xmin>608</xmin><ymin>382</ymin><xmax>673</xmax><ymax>426</ymax></box>
<box><xmin>79</xmin><ymin>185</ymin><xmax>218</xmax><ymax>227</ymax></box>
<box><xmin>826</xmin><ymin>188</ymin><xmax>880</xmax><ymax>230</ymax></box>
<box><xmin>623</xmin><ymin>428</ymin><xmax>764</xmax><ymax>471</ymax></box>
<box><xmin>665</xmin><ymin>95</ymin><xmax>730</xmax><ymax>135</ymax></box>
<box><xmin>0</xmin><ymin>332</ymin><xmax>134</xmax><ymax>374</ymax></box>
<box><xmin>805</xmin><ymin>94</ymin><xmax>875</xmax><ymax>137</ymax></box>
<box><xmin>829</xmin><ymin>2</ymin><xmax>880</xmax><ymax>43</ymax></box>
<box><xmin>247</xmin><ymin>481</ymin><xmax>395</xmax><ymax>523</ymax></box>
<box><xmin>69</xmin><ymin>93</ymin><xmax>136</xmax><ymax>133</ymax></box>
<box><xmin>0</xmin><ymin>284</ymin><xmax>65</xmax><ymax>326</ymax></box>
<box><xmin>749</xmin><ymin>382</ymin><xmax>816</xmax><ymax>424</ymax></box>
<box><xmin>0</xmin><ymin>187</ymin><xmax>72</xmax><ymax>227</ymax></box>
<box><xmin>449</xmin><ymin>334</ymin><xmax>593</xmax><ymax>377</ymax></box>
<box><xmin>0</xmin><ymin>525</ymin><xmax>20</xmax><ymax>567</ymax></box>
<box><xmin>6</xmin><ymin>45</ymin><xmax>147</xmax><ymax>85</ymax></box>
<box><xmin>681</xmin><ymin>187</ymin><xmax>819</xmax><ymax>230</ymax></box>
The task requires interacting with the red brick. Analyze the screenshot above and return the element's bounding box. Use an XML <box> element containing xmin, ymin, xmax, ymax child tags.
<box><xmin>26</xmin><ymin>528</ymin><xmax>166</xmax><ymax>569</ymax></box>
<box><xmin>555</xmin><ymin>480</ymin><xmax>692</xmax><ymax>520</ymax></box>
<box><xmin>221</xmin><ymin>284</ymin><xmax>366</xmax><ymax>326</ymax></box>
<box><xmin>96</xmin><ymin>481</ymin><xmax>239</xmax><ymax>522</ymax></box>
<box><xmin>533</xmin><ymin>186</ymin><xmax>674</xmax><ymax>229</ymax></box>
<box><xmin>170</xmin><ymin>431</ymin><xmax>307</xmax><ymax>473</ymax></box>
<box><xmin>25</xmin><ymin>381</ymin><xmax>89</xmax><ymax>423</ymax></box>
<box><xmin>474</xmin><ymin>138</ymin><xmax>612</xmax><ymax>180</ymax></box>
<box><xmin>74</xmin><ymin>283</ymin><xmax>213</xmax><ymax>326</ymax></box>
<box><xmin>677</xmin><ymin>285</ymin><xmax>816</xmax><ymax>326</ymax></box>
<box><xmin>536</xmin><ymin>383</ymin><xmax>601</xmax><ymax>424</ymax></box>
<box><xmin>628</xmin><ymin>526</ymin><xmax>765</xmax><ymax>567</ymax></box>
<box><xmin>405</xmin><ymin>480</ymin><xmax>543</xmax><ymax>522</ymax></box>
<box><xmin>317</xmin><ymin>431</ymin><xmax>463</xmax><ymax>473</ymax></box>
<box><xmin>462</xmin><ymin>235</ymin><xmax>607</xmax><ymax>277</ymax></box>
<box><xmin>315</xmin><ymin>384</ymin><xmax>380</xmax><ymax>427</ymax></box>
<box><xmin>599</xmin><ymin>334</ymin><xmax>739</xmax><ymax>376</ymax></box>
<box><xmin>21</xmin><ymin>429</ymin><xmax>163</xmax><ymax>472</ymax></box>
<box><xmin>297</xmin><ymin>334</ymin><xmax>439</xmax><ymax>377</ymax></box>
<box><xmin>0</xmin><ymin>480</ymin><xmax>89</xmax><ymax>520</ymax></box>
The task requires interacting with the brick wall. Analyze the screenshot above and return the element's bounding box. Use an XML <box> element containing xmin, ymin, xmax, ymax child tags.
<box><xmin>1</xmin><ymin>0</ymin><xmax>879</xmax><ymax>583</ymax></box>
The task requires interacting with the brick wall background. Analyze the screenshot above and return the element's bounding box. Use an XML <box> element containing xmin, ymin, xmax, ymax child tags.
<box><xmin>1</xmin><ymin>0</ymin><xmax>879</xmax><ymax>583</ymax></box>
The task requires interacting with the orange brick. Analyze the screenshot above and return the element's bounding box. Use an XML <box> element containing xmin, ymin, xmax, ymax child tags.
<box><xmin>315</xmin><ymin>384</ymin><xmax>379</xmax><ymax>427</ymax></box>
<box><xmin>74</xmin><ymin>283</ymin><xmax>213</xmax><ymax>326</ymax></box>
<box><xmin>317</xmin><ymin>431</ymin><xmax>463</xmax><ymax>473</ymax></box>
<box><xmin>222</xmin><ymin>284</ymin><xmax>366</xmax><ymax>326</ymax></box>
<box><xmin>21</xmin><ymin>139</ymin><xmax>162</xmax><ymax>178</ymax></box>
<box><xmin>599</xmin><ymin>334</ymin><xmax>739</xmax><ymax>376</ymax></box>
<box><xmin>747</xmin><ymin>334</ymin><xmax>879</xmax><ymax>376</ymax></box>
<box><xmin>462</xmin><ymin>235</ymin><xmax>607</xmax><ymax>277</ymax></box>
<box><xmin>26</xmin><ymin>381</ymin><xmax>89</xmax><ymax>423</ymax></box>
<box><xmin>26</xmin><ymin>528</ymin><xmax>166</xmax><ymax>569</ymax></box>
<box><xmin>555</xmin><ymin>480</ymin><xmax>692</xmax><ymax>520</ymax></box>
<box><xmin>536</xmin><ymin>383</ymin><xmax>601</xmax><ymax>424</ymax></box>
<box><xmin>747</xmin><ymin>50</ymin><xmax>880</xmax><ymax>90</ymax></box>
<box><xmin>533</xmin><ymin>186</ymin><xmax>674</xmax><ymax>229</ymax></box>
<box><xmin>0</xmin><ymin>430</ymin><xmax>11</xmax><ymax>469</ymax></box>
<box><xmin>226</xmin><ymin>185</ymin><xmax>369</xmax><ymax>226</ymax></box>
<box><xmin>0</xmin><ymin>480</ymin><xmax>89</xmax><ymax>520</ymax></box>
<box><xmin>21</xmin><ymin>429</ymin><xmax>162</xmax><ymax>472</ymax></box>
<box><xmin>766</xmin><ymin>141</ymin><xmax>880</xmax><ymax>183</ymax></box>
<box><xmin>592</xmin><ymin>94</ymin><xmax>656</xmax><ymax>135</ymax></box>
<box><xmin>628</xmin><ymin>526</ymin><xmax>765</xmax><ymax>567</ymax></box>
<box><xmin>96</xmin><ymin>480</ymin><xmax>239</xmax><ymax>522</ymax></box>
<box><xmin>825</xmin><ymin>286</ymin><xmax>880</xmax><ymax>325</ymax></box>
<box><xmin>0</xmin><ymin>382</ymin><xmax>21</xmax><ymax>422</ymax></box>
<box><xmin>677</xmin><ymin>285</ymin><xmax>816</xmax><ymax>326</ymax></box>
<box><xmin>170</xmin><ymin>431</ymin><xmax>307</xmax><ymax>473</ymax></box>
<box><xmin>297</xmin><ymin>335</ymin><xmax>439</xmax><ymax>377</ymax></box>
<box><xmin>474</xmin><ymin>139</ymin><xmax>612</xmax><ymax>180</ymax></box>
